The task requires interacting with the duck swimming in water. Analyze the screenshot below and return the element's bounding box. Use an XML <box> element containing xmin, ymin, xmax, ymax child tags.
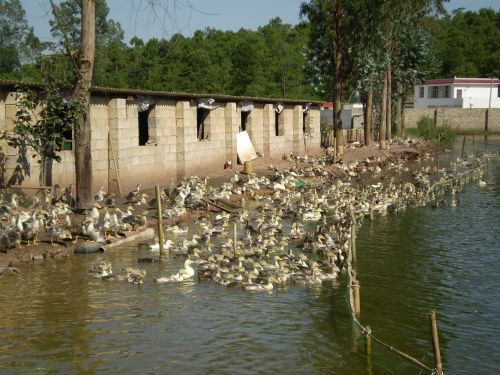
<box><xmin>154</xmin><ymin>259</ymin><xmax>195</xmax><ymax>283</ymax></box>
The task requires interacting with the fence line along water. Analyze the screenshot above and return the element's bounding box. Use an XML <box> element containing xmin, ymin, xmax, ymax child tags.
<box><xmin>344</xmin><ymin>161</ymin><xmax>487</xmax><ymax>375</ymax></box>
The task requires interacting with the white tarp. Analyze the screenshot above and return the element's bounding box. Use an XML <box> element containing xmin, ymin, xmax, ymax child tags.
<box><xmin>241</xmin><ymin>101</ymin><xmax>254</xmax><ymax>112</ymax></box>
<box><xmin>236</xmin><ymin>131</ymin><xmax>258</xmax><ymax>163</ymax></box>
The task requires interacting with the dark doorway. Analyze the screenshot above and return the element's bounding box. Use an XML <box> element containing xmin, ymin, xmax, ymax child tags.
<box><xmin>241</xmin><ymin>111</ymin><xmax>249</xmax><ymax>132</ymax></box>
<box><xmin>138</xmin><ymin>110</ymin><xmax>149</xmax><ymax>146</ymax></box>
<box><xmin>303</xmin><ymin>112</ymin><xmax>309</xmax><ymax>134</ymax></box>
<box><xmin>275</xmin><ymin>111</ymin><xmax>280</xmax><ymax>136</ymax></box>
<box><xmin>197</xmin><ymin>108</ymin><xmax>210</xmax><ymax>140</ymax></box>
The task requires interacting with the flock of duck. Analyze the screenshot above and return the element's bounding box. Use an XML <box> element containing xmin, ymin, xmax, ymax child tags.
<box><xmin>1</xmin><ymin>138</ymin><xmax>493</xmax><ymax>292</ymax></box>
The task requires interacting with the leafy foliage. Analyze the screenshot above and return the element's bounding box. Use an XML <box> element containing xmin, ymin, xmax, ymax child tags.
<box><xmin>0</xmin><ymin>0</ymin><xmax>45</xmax><ymax>78</ymax></box>
<box><xmin>1</xmin><ymin>83</ymin><xmax>82</xmax><ymax>178</ymax></box>
<box><xmin>428</xmin><ymin>8</ymin><xmax>500</xmax><ymax>78</ymax></box>
<box><xmin>406</xmin><ymin>116</ymin><xmax>456</xmax><ymax>147</ymax></box>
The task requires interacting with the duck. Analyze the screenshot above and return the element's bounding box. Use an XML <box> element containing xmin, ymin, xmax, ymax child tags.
<box><xmin>88</xmin><ymin>262</ymin><xmax>112</xmax><ymax>278</ymax></box>
<box><xmin>148</xmin><ymin>238</ymin><xmax>174</xmax><ymax>252</ymax></box>
<box><xmin>154</xmin><ymin>259</ymin><xmax>195</xmax><ymax>283</ymax></box>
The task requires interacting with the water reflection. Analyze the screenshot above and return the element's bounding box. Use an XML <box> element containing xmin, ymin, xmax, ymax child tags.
<box><xmin>0</xmin><ymin>137</ymin><xmax>498</xmax><ymax>374</ymax></box>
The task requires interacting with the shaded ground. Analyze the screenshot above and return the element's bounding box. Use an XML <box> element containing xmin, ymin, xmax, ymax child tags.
<box><xmin>0</xmin><ymin>140</ymin><xmax>429</xmax><ymax>273</ymax></box>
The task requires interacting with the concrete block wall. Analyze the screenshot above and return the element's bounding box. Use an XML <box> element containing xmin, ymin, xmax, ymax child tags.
<box><xmin>246</xmin><ymin>104</ymin><xmax>264</xmax><ymax>155</ymax></box>
<box><xmin>225</xmin><ymin>103</ymin><xmax>238</xmax><ymax>165</ymax></box>
<box><xmin>308</xmin><ymin>105</ymin><xmax>322</xmax><ymax>154</ymax></box>
<box><xmin>404</xmin><ymin>108</ymin><xmax>500</xmax><ymax>132</ymax></box>
<box><xmin>1</xmin><ymin>86</ymin><xmax>323</xmax><ymax>191</ymax></box>
<box><xmin>176</xmin><ymin>101</ymin><xmax>226</xmax><ymax>179</ymax></box>
<box><xmin>403</xmin><ymin>108</ymin><xmax>436</xmax><ymax>129</ymax></box>
<box><xmin>109</xmin><ymin>98</ymin><xmax>178</xmax><ymax>193</ymax></box>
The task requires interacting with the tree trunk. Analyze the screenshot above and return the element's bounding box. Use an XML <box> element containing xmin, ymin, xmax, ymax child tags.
<box><xmin>334</xmin><ymin>88</ymin><xmax>343</xmax><ymax>156</ymax></box>
<box><xmin>401</xmin><ymin>94</ymin><xmax>407</xmax><ymax>136</ymax></box>
<box><xmin>39</xmin><ymin>156</ymin><xmax>53</xmax><ymax>187</ymax></box>
<box><xmin>395</xmin><ymin>81</ymin><xmax>403</xmax><ymax>138</ymax></box>
<box><xmin>386</xmin><ymin>61</ymin><xmax>392</xmax><ymax>142</ymax></box>
<box><xmin>380</xmin><ymin>69</ymin><xmax>387</xmax><ymax>149</ymax></box>
<box><xmin>73</xmin><ymin>0</ymin><xmax>95</xmax><ymax>209</ymax></box>
<box><xmin>365</xmin><ymin>88</ymin><xmax>373</xmax><ymax>146</ymax></box>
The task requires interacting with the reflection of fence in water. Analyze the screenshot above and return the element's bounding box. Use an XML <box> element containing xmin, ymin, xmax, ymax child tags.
<box><xmin>346</xmin><ymin>211</ymin><xmax>441</xmax><ymax>375</ymax></box>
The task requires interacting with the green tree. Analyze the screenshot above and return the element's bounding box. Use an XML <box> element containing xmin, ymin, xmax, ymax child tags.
<box><xmin>300</xmin><ymin>0</ymin><xmax>371</xmax><ymax>155</ymax></box>
<box><xmin>1</xmin><ymin>83</ymin><xmax>82</xmax><ymax>186</ymax></box>
<box><xmin>0</xmin><ymin>0</ymin><xmax>45</xmax><ymax>77</ymax></box>
<box><xmin>430</xmin><ymin>8</ymin><xmax>500</xmax><ymax>78</ymax></box>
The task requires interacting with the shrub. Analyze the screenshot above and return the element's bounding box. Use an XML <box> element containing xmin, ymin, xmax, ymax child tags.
<box><xmin>407</xmin><ymin>116</ymin><xmax>456</xmax><ymax>147</ymax></box>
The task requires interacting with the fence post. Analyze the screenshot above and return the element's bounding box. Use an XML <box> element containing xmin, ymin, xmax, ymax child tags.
<box><xmin>155</xmin><ymin>185</ymin><xmax>165</xmax><ymax>258</ymax></box>
<box><xmin>233</xmin><ymin>222</ymin><xmax>238</xmax><ymax>258</ymax></box>
<box><xmin>461</xmin><ymin>136</ymin><xmax>466</xmax><ymax>159</ymax></box>
<box><xmin>352</xmin><ymin>278</ymin><xmax>361</xmax><ymax>317</ymax></box>
<box><xmin>429</xmin><ymin>310</ymin><xmax>444</xmax><ymax>375</ymax></box>
<box><xmin>365</xmin><ymin>326</ymin><xmax>372</xmax><ymax>355</ymax></box>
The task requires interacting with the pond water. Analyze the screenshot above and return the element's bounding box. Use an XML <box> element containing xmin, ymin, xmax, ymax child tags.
<box><xmin>0</xmin><ymin>136</ymin><xmax>498</xmax><ymax>374</ymax></box>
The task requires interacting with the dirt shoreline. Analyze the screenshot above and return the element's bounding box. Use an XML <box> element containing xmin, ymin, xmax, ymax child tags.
<box><xmin>0</xmin><ymin>140</ymin><xmax>431</xmax><ymax>273</ymax></box>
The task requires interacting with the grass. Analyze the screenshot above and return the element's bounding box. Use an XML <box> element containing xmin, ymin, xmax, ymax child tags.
<box><xmin>406</xmin><ymin>116</ymin><xmax>457</xmax><ymax>148</ymax></box>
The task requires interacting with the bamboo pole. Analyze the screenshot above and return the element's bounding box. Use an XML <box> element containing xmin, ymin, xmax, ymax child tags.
<box><xmin>352</xmin><ymin>279</ymin><xmax>361</xmax><ymax>316</ymax></box>
<box><xmin>461</xmin><ymin>136</ymin><xmax>466</xmax><ymax>159</ymax></box>
<box><xmin>351</xmin><ymin>223</ymin><xmax>357</xmax><ymax>264</ymax></box>
<box><xmin>429</xmin><ymin>310</ymin><xmax>444</xmax><ymax>375</ymax></box>
<box><xmin>365</xmin><ymin>326</ymin><xmax>372</xmax><ymax>355</ymax></box>
<box><xmin>233</xmin><ymin>222</ymin><xmax>238</xmax><ymax>258</ymax></box>
<box><xmin>155</xmin><ymin>185</ymin><xmax>165</xmax><ymax>257</ymax></box>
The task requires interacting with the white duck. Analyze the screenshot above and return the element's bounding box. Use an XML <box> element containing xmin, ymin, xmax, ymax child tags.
<box><xmin>154</xmin><ymin>259</ymin><xmax>195</xmax><ymax>283</ymax></box>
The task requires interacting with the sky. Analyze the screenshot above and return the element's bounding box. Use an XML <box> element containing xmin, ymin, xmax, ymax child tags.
<box><xmin>25</xmin><ymin>0</ymin><xmax>500</xmax><ymax>45</ymax></box>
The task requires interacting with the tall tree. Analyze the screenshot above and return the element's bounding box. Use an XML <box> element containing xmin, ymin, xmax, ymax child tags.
<box><xmin>300</xmin><ymin>0</ymin><xmax>368</xmax><ymax>155</ymax></box>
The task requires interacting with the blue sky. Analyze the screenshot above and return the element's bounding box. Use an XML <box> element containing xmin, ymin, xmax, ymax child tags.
<box><xmin>26</xmin><ymin>0</ymin><xmax>499</xmax><ymax>44</ymax></box>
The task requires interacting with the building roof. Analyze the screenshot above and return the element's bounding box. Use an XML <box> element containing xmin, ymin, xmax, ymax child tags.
<box><xmin>0</xmin><ymin>79</ymin><xmax>323</xmax><ymax>106</ymax></box>
<box><xmin>424</xmin><ymin>78</ymin><xmax>500</xmax><ymax>85</ymax></box>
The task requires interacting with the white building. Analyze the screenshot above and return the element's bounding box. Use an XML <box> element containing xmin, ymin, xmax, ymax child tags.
<box><xmin>414</xmin><ymin>77</ymin><xmax>500</xmax><ymax>108</ymax></box>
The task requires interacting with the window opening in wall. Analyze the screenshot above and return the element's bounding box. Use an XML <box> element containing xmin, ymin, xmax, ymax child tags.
<box><xmin>419</xmin><ymin>86</ymin><xmax>424</xmax><ymax>98</ymax></box>
<box><xmin>497</xmin><ymin>84</ymin><xmax>500</xmax><ymax>97</ymax></box>
<box><xmin>138</xmin><ymin>109</ymin><xmax>149</xmax><ymax>146</ymax></box>
<box><xmin>62</xmin><ymin>128</ymin><xmax>73</xmax><ymax>150</ymax></box>
<box><xmin>429</xmin><ymin>85</ymin><xmax>451</xmax><ymax>99</ymax></box>
<box><xmin>303</xmin><ymin>112</ymin><xmax>309</xmax><ymax>133</ymax></box>
<box><xmin>241</xmin><ymin>111</ymin><xmax>249</xmax><ymax>132</ymax></box>
<box><xmin>457</xmin><ymin>89</ymin><xmax>462</xmax><ymax>98</ymax></box>
<box><xmin>197</xmin><ymin>108</ymin><xmax>210</xmax><ymax>140</ymax></box>
<box><xmin>274</xmin><ymin>103</ymin><xmax>284</xmax><ymax>136</ymax></box>
<box><xmin>275</xmin><ymin>111</ymin><xmax>280</xmax><ymax>136</ymax></box>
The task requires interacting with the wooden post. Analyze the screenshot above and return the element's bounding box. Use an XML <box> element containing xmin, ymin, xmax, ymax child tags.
<box><xmin>365</xmin><ymin>326</ymin><xmax>372</xmax><ymax>355</ymax></box>
<box><xmin>155</xmin><ymin>185</ymin><xmax>165</xmax><ymax>257</ymax></box>
<box><xmin>429</xmin><ymin>310</ymin><xmax>444</xmax><ymax>375</ymax></box>
<box><xmin>472</xmin><ymin>135</ymin><xmax>475</xmax><ymax>155</ymax></box>
<box><xmin>352</xmin><ymin>279</ymin><xmax>361</xmax><ymax>316</ymax></box>
<box><xmin>461</xmin><ymin>136</ymin><xmax>466</xmax><ymax>159</ymax></box>
<box><xmin>233</xmin><ymin>222</ymin><xmax>238</xmax><ymax>258</ymax></box>
<box><xmin>369</xmin><ymin>204</ymin><xmax>374</xmax><ymax>220</ymax></box>
<box><xmin>243</xmin><ymin>161</ymin><xmax>253</xmax><ymax>174</ymax></box>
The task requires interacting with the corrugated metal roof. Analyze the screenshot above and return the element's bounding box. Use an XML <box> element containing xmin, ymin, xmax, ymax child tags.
<box><xmin>0</xmin><ymin>79</ymin><xmax>323</xmax><ymax>106</ymax></box>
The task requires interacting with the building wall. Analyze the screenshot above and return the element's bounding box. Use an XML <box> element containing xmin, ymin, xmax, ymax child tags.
<box><xmin>404</xmin><ymin>107</ymin><xmax>500</xmax><ymax>132</ymax></box>
<box><xmin>0</xmin><ymin>87</ymin><xmax>322</xmax><ymax>191</ymax></box>
<box><xmin>414</xmin><ymin>83</ymin><xmax>500</xmax><ymax>108</ymax></box>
